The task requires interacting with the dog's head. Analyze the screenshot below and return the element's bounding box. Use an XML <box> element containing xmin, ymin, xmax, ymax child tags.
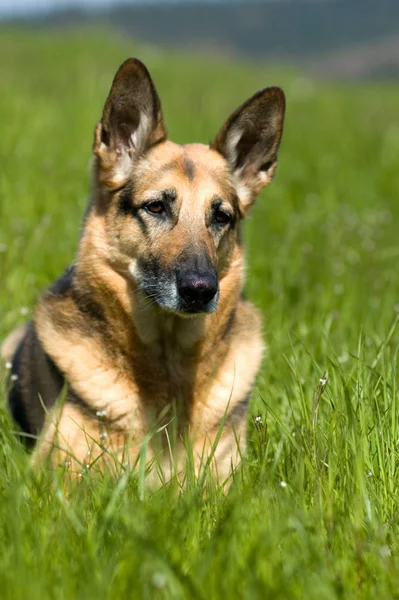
<box><xmin>92</xmin><ymin>58</ymin><xmax>285</xmax><ymax>316</ymax></box>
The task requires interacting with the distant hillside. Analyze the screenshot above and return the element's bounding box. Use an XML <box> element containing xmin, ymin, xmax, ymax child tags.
<box><xmin>110</xmin><ymin>0</ymin><xmax>399</xmax><ymax>60</ymax></box>
<box><xmin>307</xmin><ymin>34</ymin><xmax>399</xmax><ymax>80</ymax></box>
<box><xmin>8</xmin><ymin>0</ymin><xmax>399</xmax><ymax>79</ymax></box>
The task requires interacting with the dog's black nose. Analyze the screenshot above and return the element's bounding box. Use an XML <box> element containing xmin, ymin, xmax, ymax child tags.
<box><xmin>177</xmin><ymin>269</ymin><xmax>218</xmax><ymax>312</ymax></box>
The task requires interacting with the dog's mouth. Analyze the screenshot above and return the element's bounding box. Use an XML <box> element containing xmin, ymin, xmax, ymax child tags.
<box><xmin>142</xmin><ymin>283</ymin><xmax>219</xmax><ymax>316</ymax></box>
<box><xmin>176</xmin><ymin>291</ymin><xmax>219</xmax><ymax>316</ymax></box>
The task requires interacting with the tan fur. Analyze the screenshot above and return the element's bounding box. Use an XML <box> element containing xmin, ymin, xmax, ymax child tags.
<box><xmin>6</xmin><ymin>59</ymin><xmax>285</xmax><ymax>486</ymax></box>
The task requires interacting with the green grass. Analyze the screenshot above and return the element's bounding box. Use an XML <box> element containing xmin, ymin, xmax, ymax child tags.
<box><xmin>1</xmin><ymin>27</ymin><xmax>399</xmax><ymax>599</ymax></box>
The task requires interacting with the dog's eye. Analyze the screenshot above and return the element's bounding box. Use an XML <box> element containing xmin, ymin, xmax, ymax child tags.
<box><xmin>214</xmin><ymin>209</ymin><xmax>231</xmax><ymax>225</ymax></box>
<box><xmin>145</xmin><ymin>201</ymin><xmax>165</xmax><ymax>215</ymax></box>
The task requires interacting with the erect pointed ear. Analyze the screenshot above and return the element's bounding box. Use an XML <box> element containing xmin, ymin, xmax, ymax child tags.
<box><xmin>93</xmin><ymin>58</ymin><xmax>167</xmax><ymax>189</ymax></box>
<box><xmin>211</xmin><ymin>87</ymin><xmax>285</xmax><ymax>215</ymax></box>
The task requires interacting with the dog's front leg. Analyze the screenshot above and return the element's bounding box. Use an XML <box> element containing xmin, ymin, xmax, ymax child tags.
<box><xmin>191</xmin><ymin>417</ymin><xmax>247</xmax><ymax>487</ymax></box>
<box><xmin>31</xmin><ymin>403</ymin><xmax>146</xmax><ymax>478</ymax></box>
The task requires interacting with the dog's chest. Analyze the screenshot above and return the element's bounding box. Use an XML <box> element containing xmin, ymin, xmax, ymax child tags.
<box><xmin>37</xmin><ymin>295</ymin><xmax>216</xmax><ymax>433</ymax></box>
<box><xmin>130</xmin><ymin>335</ymin><xmax>202</xmax><ymax>416</ymax></box>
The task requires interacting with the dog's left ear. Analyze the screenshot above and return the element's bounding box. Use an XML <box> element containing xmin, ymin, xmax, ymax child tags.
<box><xmin>211</xmin><ymin>87</ymin><xmax>285</xmax><ymax>215</ymax></box>
<box><xmin>93</xmin><ymin>58</ymin><xmax>167</xmax><ymax>188</ymax></box>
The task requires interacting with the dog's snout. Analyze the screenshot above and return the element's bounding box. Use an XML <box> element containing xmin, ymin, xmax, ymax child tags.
<box><xmin>177</xmin><ymin>269</ymin><xmax>218</xmax><ymax>312</ymax></box>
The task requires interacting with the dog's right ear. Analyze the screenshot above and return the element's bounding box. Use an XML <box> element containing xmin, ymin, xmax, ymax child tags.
<box><xmin>93</xmin><ymin>58</ymin><xmax>167</xmax><ymax>189</ymax></box>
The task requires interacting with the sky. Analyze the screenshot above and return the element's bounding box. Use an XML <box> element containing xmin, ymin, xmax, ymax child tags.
<box><xmin>0</xmin><ymin>0</ymin><xmax>128</xmax><ymax>16</ymax></box>
<box><xmin>0</xmin><ymin>0</ymin><xmax>229</xmax><ymax>17</ymax></box>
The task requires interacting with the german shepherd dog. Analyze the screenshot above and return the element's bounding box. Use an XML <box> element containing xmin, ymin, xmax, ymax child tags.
<box><xmin>2</xmin><ymin>59</ymin><xmax>285</xmax><ymax>483</ymax></box>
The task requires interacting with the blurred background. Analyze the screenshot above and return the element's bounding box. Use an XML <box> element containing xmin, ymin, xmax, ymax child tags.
<box><xmin>2</xmin><ymin>0</ymin><xmax>399</xmax><ymax>81</ymax></box>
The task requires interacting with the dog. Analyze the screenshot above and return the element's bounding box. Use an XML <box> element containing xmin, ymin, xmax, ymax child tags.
<box><xmin>1</xmin><ymin>58</ymin><xmax>285</xmax><ymax>484</ymax></box>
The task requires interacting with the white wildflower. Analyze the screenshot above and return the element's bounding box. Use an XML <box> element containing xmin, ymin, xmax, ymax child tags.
<box><xmin>334</xmin><ymin>284</ymin><xmax>344</xmax><ymax>295</ymax></box>
<box><xmin>338</xmin><ymin>352</ymin><xmax>349</xmax><ymax>364</ymax></box>
<box><xmin>151</xmin><ymin>572</ymin><xmax>167</xmax><ymax>589</ymax></box>
<box><xmin>379</xmin><ymin>546</ymin><xmax>391</xmax><ymax>559</ymax></box>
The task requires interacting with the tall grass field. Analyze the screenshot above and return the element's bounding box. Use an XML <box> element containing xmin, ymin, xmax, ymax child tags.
<box><xmin>1</xmin><ymin>28</ymin><xmax>399</xmax><ymax>599</ymax></box>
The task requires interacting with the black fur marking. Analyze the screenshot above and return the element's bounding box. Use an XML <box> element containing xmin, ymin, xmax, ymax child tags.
<box><xmin>100</xmin><ymin>125</ymin><xmax>110</xmax><ymax>147</ymax></box>
<box><xmin>66</xmin><ymin>390</ymin><xmax>104</xmax><ymax>421</ymax></box>
<box><xmin>230</xmin><ymin>193</ymin><xmax>241</xmax><ymax>218</ymax></box>
<box><xmin>71</xmin><ymin>287</ymin><xmax>106</xmax><ymax>323</ymax></box>
<box><xmin>7</xmin><ymin>323</ymin><xmax>128</xmax><ymax>447</ymax></box>
<box><xmin>67</xmin><ymin>391</ymin><xmax>129</xmax><ymax>431</ymax></box>
<box><xmin>48</xmin><ymin>267</ymin><xmax>104</xmax><ymax>324</ymax></box>
<box><xmin>49</xmin><ymin>265</ymin><xmax>75</xmax><ymax>297</ymax></box>
<box><xmin>226</xmin><ymin>391</ymin><xmax>252</xmax><ymax>427</ymax></box>
<box><xmin>118</xmin><ymin>185</ymin><xmax>148</xmax><ymax>231</ymax></box>
<box><xmin>176</xmin><ymin>243</ymin><xmax>215</xmax><ymax>274</ymax></box>
<box><xmin>220</xmin><ymin>306</ymin><xmax>237</xmax><ymax>341</ymax></box>
<box><xmin>260</xmin><ymin>160</ymin><xmax>274</xmax><ymax>172</ymax></box>
<box><xmin>183</xmin><ymin>156</ymin><xmax>195</xmax><ymax>181</ymax></box>
<box><xmin>163</xmin><ymin>189</ymin><xmax>177</xmax><ymax>202</ymax></box>
<box><xmin>117</xmin><ymin>185</ymin><xmax>134</xmax><ymax>216</ymax></box>
<box><xmin>8</xmin><ymin>342</ymin><xmax>32</xmax><ymax>442</ymax></box>
<box><xmin>137</xmin><ymin>256</ymin><xmax>162</xmax><ymax>283</ymax></box>
<box><xmin>8</xmin><ymin>324</ymin><xmax>65</xmax><ymax>447</ymax></box>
